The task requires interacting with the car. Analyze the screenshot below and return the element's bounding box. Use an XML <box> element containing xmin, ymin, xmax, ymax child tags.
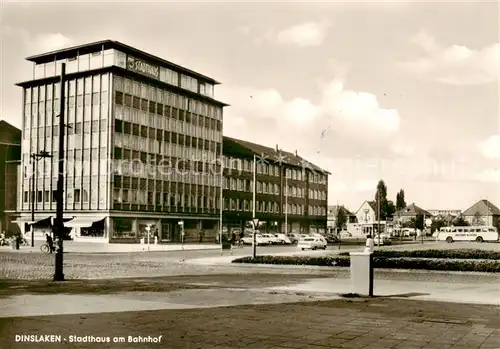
<box><xmin>287</xmin><ymin>233</ymin><xmax>300</xmax><ymax>244</ymax></box>
<box><xmin>261</xmin><ymin>233</ymin><xmax>280</xmax><ymax>244</ymax></box>
<box><xmin>339</xmin><ymin>231</ymin><xmax>352</xmax><ymax>239</ymax></box>
<box><xmin>241</xmin><ymin>234</ymin><xmax>269</xmax><ymax>246</ymax></box>
<box><xmin>373</xmin><ymin>235</ymin><xmax>391</xmax><ymax>246</ymax></box>
<box><xmin>299</xmin><ymin>234</ymin><xmax>311</xmax><ymax>240</ymax></box>
<box><xmin>297</xmin><ymin>237</ymin><xmax>327</xmax><ymax>250</ymax></box>
<box><xmin>274</xmin><ymin>234</ymin><xmax>292</xmax><ymax>244</ymax></box>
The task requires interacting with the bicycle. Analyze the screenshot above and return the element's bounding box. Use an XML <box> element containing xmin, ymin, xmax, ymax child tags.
<box><xmin>40</xmin><ymin>243</ymin><xmax>54</xmax><ymax>253</ymax></box>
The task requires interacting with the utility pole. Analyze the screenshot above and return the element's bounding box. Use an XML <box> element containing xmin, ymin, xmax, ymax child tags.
<box><xmin>219</xmin><ymin>145</ymin><xmax>224</xmax><ymax>255</ymax></box>
<box><xmin>53</xmin><ymin>63</ymin><xmax>66</xmax><ymax>282</ymax></box>
<box><xmin>284</xmin><ymin>174</ymin><xmax>288</xmax><ymax>236</ymax></box>
<box><xmin>377</xmin><ymin>194</ymin><xmax>381</xmax><ymax>247</ymax></box>
<box><xmin>252</xmin><ymin>154</ymin><xmax>257</xmax><ymax>258</ymax></box>
<box><xmin>30</xmin><ymin>151</ymin><xmax>52</xmax><ymax>247</ymax></box>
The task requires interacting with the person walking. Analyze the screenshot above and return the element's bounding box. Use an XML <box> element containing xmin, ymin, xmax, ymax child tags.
<box><xmin>46</xmin><ymin>233</ymin><xmax>55</xmax><ymax>253</ymax></box>
<box><xmin>364</xmin><ymin>234</ymin><xmax>374</xmax><ymax>253</ymax></box>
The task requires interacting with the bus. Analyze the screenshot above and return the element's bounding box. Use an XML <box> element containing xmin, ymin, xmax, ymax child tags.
<box><xmin>437</xmin><ymin>226</ymin><xmax>499</xmax><ymax>243</ymax></box>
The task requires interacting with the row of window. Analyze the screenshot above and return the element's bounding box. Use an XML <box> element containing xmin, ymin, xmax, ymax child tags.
<box><xmin>115</xmin><ymin>167</ymin><xmax>220</xmax><ymax>185</ymax></box>
<box><xmin>115</xmin><ymin>133</ymin><xmax>218</xmax><ymax>156</ymax></box>
<box><xmin>224</xmin><ymin>178</ymin><xmax>308</xmax><ymax>198</ymax></box>
<box><xmin>25</xmin><ymin>75</ymin><xmax>109</xmax><ymax>104</ymax></box>
<box><xmin>113</xmin><ymin>188</ymin><xmax>219</xmax><ymax>208</ymax></box>
<box><xmin>115</xmin><ymin>134</ymin><xmax>218</xmax><ymax>161</ymax></box>
<box><xmin>224</xmin><ymin>198</ymin><xmax>327</xmax><ymax>216</ymax></box>
<box><xmin>115</xmin><ymin>76</ymin><xmax>220</xmax><ymax>118</ymax></box>
<box><xmin>23</xmin><ymin>188</ymin><xmax>95</xmax><ymax>205</ymax></box>
<box><xmin>32</xmin><ymin>50</ymin><xmax>215</xmax><ymax>98</ymax></box>
<box><xmin>223</xmin><ymin>156</ymin><xmax>328</xmax><ymax>184</ymax></box>
<box><xmin>115</xmin><ymin>105</ymin><xmax>222</xmax><ymax>136</ymax></box>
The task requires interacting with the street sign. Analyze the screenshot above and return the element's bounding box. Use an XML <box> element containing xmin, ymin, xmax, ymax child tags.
<box><xmin>252</xmin><ymin>219</ymin><xmax>259</xmax><ymax>228</ymax></box>
<box><xmin>178</xmin><ymin>221</ymin><xmax>184</xmax><ymax>226</ymax></box>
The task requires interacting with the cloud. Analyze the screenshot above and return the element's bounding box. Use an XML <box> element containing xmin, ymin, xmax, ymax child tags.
<box><xmin>398</xmin><ymin>30</ymin><xmax>500</xmax><ymax>85</ymax></box>
<box><xmin>218</xmin><ymin>79</ymin><xmax>400</xmax><ymax>154</ymax></box>
<box><xmin>353</xmin><ymin>179</ymin><xmax>378</xmax><ymax>192</ymax></box>
<box><xmin>478</xmin><ymin>135</ymin><xmax>500</xmax><ymax>159</ymax></box>
<box><xmin>474</xmin><ymin>169</ymin><xmax>500</xmax><ymax>183</ymax></box>
<box><xmin>270</xmin><ymin>21</ymin><xmax>331</xmax><ymax>48</ymax></box>
<box><xmin>330</xmin><ymin>182</ymin><xmax>349</xmax><ymax>193</ymax></box>
<box><xmin>32</xmin><ymin>33</ymin><xmax>73</xmax><ymax>52</ymax></box>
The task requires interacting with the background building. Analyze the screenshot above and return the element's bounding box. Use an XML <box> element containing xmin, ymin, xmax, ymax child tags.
<box><xmin>462</xmin><ymin>199</ymin><xmax>500</xmax><ymax>227</ymax></box>
<box><xmin>394</xmin><ymin>203</ymin><xmax>432</xmax><ymax>224</ymax></box>
<box><xmin>0</xmin><ymin>120</ymin><xmax>21</xmax><ymax>236</ymax></box>
<box><xmin>15</xmin><ymin>40</ymin><xmax>227</xmax><ymax>243</ymax></box>
<box><xmin>327</xmin><ymin>205</ymin><xmax>356</xmax><ymax>233</ymax></box>
<box><xmin>222</xmin><ymin>137</ymin><xmax>329</xmax><ymax>236</ymax></box>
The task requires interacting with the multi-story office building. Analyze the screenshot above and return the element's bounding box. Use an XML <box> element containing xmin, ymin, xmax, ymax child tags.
<box><xmin>15</xmin><ymin>40</ymin><xmax>227</xmax><ymax>243</ymax></box>
<box><xmin>222</xmin><ymin>137</ymin><xmax>329</xmax><ymax>235</ymax></box>
<box><xmin>0</xmin><ymin>120</ymin><xmax>21</xmax><ymax>235</ymax></box>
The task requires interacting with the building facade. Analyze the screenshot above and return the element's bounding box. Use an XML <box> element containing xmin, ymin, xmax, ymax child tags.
<box><xmin>16</xmin><ymin>40</ymin><xmax>227</xmax><ymax>243</ymax></box>
<box><xmin>327</xmin><ymin>205</ymin><xmax>357</xmax><ymax>233</ymax></box>
<box><xmin>462</xmin><ymin>199</ymin><xmax>500</xmax><ymax>227</ymax></box>
<box><xmin>222</xmin><ymin>137</ymin><xmax>329</xmax><ymax>236</ymax></box>
<box><xmin>427</xmin><ymin>209</ymin><xmax>461</xmax><ymax>217</ymax></box>
<box><xmin>0</xmin><ymin>121</ymin><xmax>21</xmax><ymax>235</ymax></box>
<box><xmin>355</xmin><ymin>201</ymin><xmax>377</xmax><ymax>224</ymax></box>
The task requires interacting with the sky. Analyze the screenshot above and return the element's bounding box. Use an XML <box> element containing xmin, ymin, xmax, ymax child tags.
<box><xmin>1</xmin><ymin>0</ymin><xmax>499</xmax><ymax>213</ymax></box>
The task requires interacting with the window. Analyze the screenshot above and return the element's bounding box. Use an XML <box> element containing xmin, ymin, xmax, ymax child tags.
<box><xmin>74</xmin><ymin>188</ymin><xmax>81</xmax><ymax>203</ymax></box>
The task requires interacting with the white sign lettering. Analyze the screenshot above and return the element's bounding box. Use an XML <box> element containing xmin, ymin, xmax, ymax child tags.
<box><xmin>127</xmin><ymin>57</ymin><xmax>159</xmax><ymax>79</ymax></box>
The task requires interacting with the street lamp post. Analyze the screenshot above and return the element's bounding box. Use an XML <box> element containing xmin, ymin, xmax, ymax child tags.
<box><xmin>30</xmin><ymin>150</ymin><xmax>52</xmax><ymax>247</ymax></box>
<box><xmin>53</xmin><ymin>63</ymin><xmax>66</xmax><ymax>282</ymax></box>
<box><xmin>146</xmin><ymin>225</ymin><xmax>151</xmax><ymax>251</ymax></box>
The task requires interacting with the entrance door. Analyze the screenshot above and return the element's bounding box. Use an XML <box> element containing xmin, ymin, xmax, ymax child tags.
<box><xmin>161</xmin><ymin>223</ymin><xmax>171</xmax><ymax>242</ymax></box>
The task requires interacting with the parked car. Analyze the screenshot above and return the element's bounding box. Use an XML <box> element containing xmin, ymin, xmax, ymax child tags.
<box><xmin>274</xmin><ymin>234</ymin><xmax>292</xmax><ymax>244</ymax></box>
<box><xmin>241</xmin><ymin>234</ymin><xmax>269</xmax><ymax>246</ymax></box>
<box><xmin>373</xmin><ymin>235</ymin><xmax>391</xmax><ymax>245</ymax></box>
<box><xmin>287</xmin><ymin>233</ymin><xmax>300</xmax><ymax>244</ymax></box>
<box><xmin>299</xmin><ymin>234</ymin><xmax>311</xmax><ymax>240</ymax></box>
<box><xmin>325</xmin><ymin>234</ymin><xmax>339</xmax><ymax>243</ymax></box>
<box><xmin>297</xmin><ymin>237</ymin><xmax>327</xmax><ymax>250</ymax></box>
<box><xmin>339</xmin><ymin>231</ymin><xmax>352</xmax><ymax>239</ymax></box>
<box><xmin>261</xmin><ymin>233</ymin><xmax>280</xmax><ymax>244</ymax></box>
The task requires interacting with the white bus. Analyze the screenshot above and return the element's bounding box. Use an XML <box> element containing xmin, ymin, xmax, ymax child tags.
<box><xmin>437</xmin><ymin>226</ymin><xmax>499</xmax><ymax>243</ymax></box>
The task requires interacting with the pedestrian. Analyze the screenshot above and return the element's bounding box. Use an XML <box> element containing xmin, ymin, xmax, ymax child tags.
<box><xmin>46</xmin><ymin>233</ymin><xmax>54</xmax><ymax>253</ymax></box>
<box><xmin>199</xmin><ymin>229</ymin><xmax>204</xmax><ymax>243</ymax></box>
<box><xmin>364</xmin><ymin>234</ymin><xmax>374</xmax><ymax>253</ymax></box>
<box><xmin>231</xmin><ymin>232</ymin><xmax>236</xmax><ymax>246</ymax></box>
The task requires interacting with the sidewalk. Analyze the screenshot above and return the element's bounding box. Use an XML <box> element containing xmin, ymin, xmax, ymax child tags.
<box><xmin>1</xmin><ymin>295</ymin><xmax>500</xmax><ymax>349</ymax></box>
<box><xmin>0</xmin><ymin>241</ymin><xmax>221</xmax><ymax>254</ymax></box>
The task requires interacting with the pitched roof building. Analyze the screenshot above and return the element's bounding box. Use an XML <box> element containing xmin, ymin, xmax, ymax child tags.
<box><xmin>394</xmin><ymin>203</ymin><xmax>432</xmax><ymax>223</ymax></box>
<box><xmin>462</xmin><ymin>199</ymin><xmax>500</xmax><ymax>227</ymax></box>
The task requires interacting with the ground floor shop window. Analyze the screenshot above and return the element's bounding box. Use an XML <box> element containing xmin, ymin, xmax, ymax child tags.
<box><xmin>112</xmin><ymin>217</ymin><xmax>135</xmax><ymax>238</ymax></box>
<box><xmin>80</xmin><ymin>219</ymin><xmax>105</xmax><ymax>237</ymax></box>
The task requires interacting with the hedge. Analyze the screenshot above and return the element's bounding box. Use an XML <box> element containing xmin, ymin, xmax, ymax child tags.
<box><xmin>338</xmin><ymin>249</ymin><xmax>500</xmax><ymax>260</ymax></box>
<box><xmin>232</xmin><ymin>255</ymin><xmax>500</xmax><ymax>272</ymax></box>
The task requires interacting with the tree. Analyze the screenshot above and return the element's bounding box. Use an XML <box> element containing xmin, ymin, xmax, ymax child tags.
<box><xmin>472</xmin><ymin>212</ymin><xmax>485</xmax><ymax>226</ymax></box>
<box><xmin>415</xmin><ymin>214</ymin><xmax>425</xmax><ymax>231</ymax></box>
<box><xmin>336</xmin><ymin>206</ymin><xmax>347</xmax><ymax>231</ymax></box>
<box><xmin>395</xmin><ymin>189</ymin><xmax>406</xmax><ymax>211</ymax></box>
<box><xmin>431</xmin><ymin>216</ymin><xmax>447</xmax><ymax>234</ymax></box>
<box><xmin>374</xmin><ymin>180</ymin><xmax>394</xmax><ymax>221</ymax></box>
<box><xmin>453</xmin><ymin>215</ymin><xmax>470</xmax><ymax>226</ymax></box>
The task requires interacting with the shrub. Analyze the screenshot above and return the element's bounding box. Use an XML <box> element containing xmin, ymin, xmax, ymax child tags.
<box><xmin>339</xmin><ymin>249</ymin><xmax>500</xmax><ymax>260</ymax></box>
<box><xmin>232</xmin><ymin>255</ymin><xmax>350</xmax><ymax>267</ymax></box>
<box><xmin>232</xmin><ymin>255</ymin><xmax>500</xmax><ymax>272</ymax></box>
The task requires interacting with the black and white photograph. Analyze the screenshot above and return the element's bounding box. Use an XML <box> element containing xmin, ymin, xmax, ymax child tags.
<box><xmin>0</xmin><ymin>0</ymin><xmax>500</xmax><ymax>348</ymax></box>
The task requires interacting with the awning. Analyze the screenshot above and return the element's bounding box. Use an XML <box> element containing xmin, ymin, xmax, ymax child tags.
<box><xmin>11</xmin><ymin>216</ymin><xmax>50</xmax><ymax>225</ymax></box>
<box><xmin>65</xmin><ymin>216</ymin><xmax>106</xmax><ymax>229</ymax></box>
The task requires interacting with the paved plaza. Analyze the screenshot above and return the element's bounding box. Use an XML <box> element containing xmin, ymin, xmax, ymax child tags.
<box><xmin>1</xmin><ymin>292</ymin><xmax>500</xmax><ymax>349</ymax></box>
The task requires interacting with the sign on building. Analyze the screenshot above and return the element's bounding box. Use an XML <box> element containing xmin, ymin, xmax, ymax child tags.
<box><xmin>126</xmin><ymin>56</ymin><xmax>160</xmax><ymax>79</ymax></box>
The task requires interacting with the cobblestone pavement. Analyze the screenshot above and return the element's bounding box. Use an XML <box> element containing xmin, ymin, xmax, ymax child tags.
<box><xmin>3</xmin><ymin>251</ymin><xmax>500</xmax><ymax>284</ymax></box>
<box><xmin>1</xmin><ymin>298</ymin><xmax>500</xmax><ymax>349</ymax></box>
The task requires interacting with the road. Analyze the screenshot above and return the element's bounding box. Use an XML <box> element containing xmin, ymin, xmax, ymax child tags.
<box><xmin>1</xmin><ymin>241</ymin><xmax>500</xmax><ymax>284</ymax></box>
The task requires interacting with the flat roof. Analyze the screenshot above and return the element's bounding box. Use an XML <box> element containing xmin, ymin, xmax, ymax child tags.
<box><xmin>25</xmin><ymin>39</ymin><xmax>221</xmax><ymax>85</ymax></box>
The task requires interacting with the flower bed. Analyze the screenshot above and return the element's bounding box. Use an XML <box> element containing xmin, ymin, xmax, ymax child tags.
<box><xmin>232</xmin><ymin>255</ymin><xmax>500</xmax><ymax>272</ymax></box>
<box><xmin>338</xmin><ymin>249</ymin><xmax>500</xmax><ymax>260</ymax></box>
